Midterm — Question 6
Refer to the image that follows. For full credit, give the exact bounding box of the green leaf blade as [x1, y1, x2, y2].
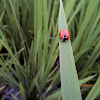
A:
[59, 0, 82, 100]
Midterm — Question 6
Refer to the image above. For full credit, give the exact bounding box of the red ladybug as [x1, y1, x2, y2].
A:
[59, 29, 70, 41]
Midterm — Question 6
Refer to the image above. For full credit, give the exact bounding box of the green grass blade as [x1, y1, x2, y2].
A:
[79, 74, 97, 85]
[19, 82, 26, 100]
[0, 86, 6, 91]
[0, 10, 5, 24]
[9, 0, 24, 43]
[72, 0, 99, 52]
[1, 89, 14, 100]
[65, 0, 76, 21]
[11, 94, 19, 100]
[86, 77, 100, 100]
[45, 74, 97, 100]
[68, 0, 85, 26]
[59, 0, 82, 100]
[45, 89, 61, 100]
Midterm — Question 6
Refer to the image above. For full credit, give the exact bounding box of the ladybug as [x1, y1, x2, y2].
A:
[59, 29, 70, 41]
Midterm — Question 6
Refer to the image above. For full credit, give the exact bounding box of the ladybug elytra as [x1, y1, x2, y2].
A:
[59, 29, 70, 41]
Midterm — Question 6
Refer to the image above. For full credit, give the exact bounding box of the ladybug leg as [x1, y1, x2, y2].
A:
[61, 38, 64, 41]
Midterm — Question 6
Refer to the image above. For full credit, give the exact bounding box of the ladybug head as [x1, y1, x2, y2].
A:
[61, 35, 68, 41]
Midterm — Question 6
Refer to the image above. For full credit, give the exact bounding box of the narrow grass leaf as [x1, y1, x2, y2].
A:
[19, 82, 26, 100]
[86, 77, 100, 100]
[79, 74, 97, 85]
[45, 89, 61, 100]
[59, 0, 82, 100]
[72, 0, 99, 52]
[11, 94, 19, 100]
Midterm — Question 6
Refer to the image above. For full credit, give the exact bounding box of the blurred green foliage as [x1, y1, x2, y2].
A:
[0, 0, 100, 99]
